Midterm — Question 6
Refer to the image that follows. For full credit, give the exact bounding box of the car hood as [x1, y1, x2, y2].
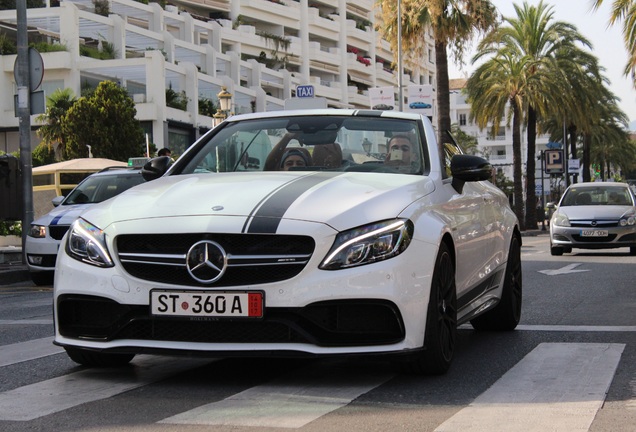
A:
[32, 203, 93, 227]
[557, 205, 636, 220]
[81, 172, 436, 232]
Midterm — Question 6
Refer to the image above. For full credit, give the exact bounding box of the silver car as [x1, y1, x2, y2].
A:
[550, 182, 636, 255]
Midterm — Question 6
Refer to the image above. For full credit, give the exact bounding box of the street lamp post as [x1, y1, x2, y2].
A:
[213, 86, 233, 127]
[218, 86, 233, 114]
[212, 109, 225, 128]
[540, 150, 546, 231]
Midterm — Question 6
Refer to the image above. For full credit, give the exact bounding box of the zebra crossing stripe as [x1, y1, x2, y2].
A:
[435, 343, 625, 432]
[0, 337, 63, 367]
[0, 355, 213, 421]
[160, 366, 394, 428]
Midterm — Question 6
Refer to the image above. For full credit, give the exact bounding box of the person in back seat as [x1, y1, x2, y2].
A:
[311, 143, 342, 169]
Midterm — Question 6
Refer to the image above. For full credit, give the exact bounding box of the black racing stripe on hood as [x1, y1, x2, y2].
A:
[243, 172, 343, 233]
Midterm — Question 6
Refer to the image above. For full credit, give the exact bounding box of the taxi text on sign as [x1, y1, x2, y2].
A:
[296, 85, 314, 98]
[544, 149, 564, 174]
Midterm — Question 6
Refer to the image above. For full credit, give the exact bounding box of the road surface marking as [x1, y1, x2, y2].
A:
[538, 263, 589, 275]
[0, 319, 53, 325]
[459, 324, 636, 332]
[0, 355, 213, 421]
[0, 337, 62, 367]
[160, 366, 393, 428]
[435, 342, 624, 432]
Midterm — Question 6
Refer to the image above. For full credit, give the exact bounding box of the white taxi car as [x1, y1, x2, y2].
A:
[26, 166, 146, 285]
[53, 110, 521, 374]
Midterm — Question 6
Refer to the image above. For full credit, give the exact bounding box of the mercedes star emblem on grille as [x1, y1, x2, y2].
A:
[186, 240, 228, 283]
[591, 221, 597, 226]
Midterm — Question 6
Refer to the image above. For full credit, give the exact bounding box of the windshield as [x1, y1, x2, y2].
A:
[179, 115, 427, 175]
[64, 171, 145, 205]
[560, 185, 635, 206]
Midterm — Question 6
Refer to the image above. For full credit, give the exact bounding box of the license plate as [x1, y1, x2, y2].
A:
[151, 290, 263, 318]
[580, 229, 608, 237]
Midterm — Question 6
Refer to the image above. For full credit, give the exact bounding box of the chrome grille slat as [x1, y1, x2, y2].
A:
[116, 233, 315, 287]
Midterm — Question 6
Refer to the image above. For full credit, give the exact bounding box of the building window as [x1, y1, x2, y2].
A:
[459, 114, 466, 126]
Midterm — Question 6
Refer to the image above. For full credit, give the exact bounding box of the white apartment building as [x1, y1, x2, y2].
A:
[0, 0, 435, 155]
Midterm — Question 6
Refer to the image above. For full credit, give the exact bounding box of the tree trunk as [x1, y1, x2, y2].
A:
[525, 106, 537, 229]
[435, 40, 452, 159]
[568, 124, 578, 183]
[582, 133, 591, 182]
[511, 100, 525, 231]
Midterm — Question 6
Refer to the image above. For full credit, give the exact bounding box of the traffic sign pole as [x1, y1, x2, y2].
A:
[16, 2, 34, 265]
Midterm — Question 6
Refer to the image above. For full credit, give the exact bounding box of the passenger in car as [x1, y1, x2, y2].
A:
[281, 148, 312, 170]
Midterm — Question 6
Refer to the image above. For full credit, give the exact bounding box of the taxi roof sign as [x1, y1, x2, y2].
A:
[128, 157, 150, 168]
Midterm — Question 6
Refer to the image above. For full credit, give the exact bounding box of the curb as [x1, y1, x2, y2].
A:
[0, 266, 30, 285]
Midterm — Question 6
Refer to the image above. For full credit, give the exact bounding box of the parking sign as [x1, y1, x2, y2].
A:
[544, 150, 564, 174]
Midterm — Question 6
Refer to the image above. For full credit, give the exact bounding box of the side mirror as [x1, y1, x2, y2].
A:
[141, 156, 172, 181]
[52, 196, 64, 207]
[450, 155, 493, 193]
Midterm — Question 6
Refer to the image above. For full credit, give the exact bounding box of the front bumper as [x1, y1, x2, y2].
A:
[53, 234, 437, 356]
[550, 225, 636, 249]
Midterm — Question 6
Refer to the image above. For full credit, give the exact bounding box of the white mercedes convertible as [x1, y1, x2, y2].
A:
[53, 109, 521, 374]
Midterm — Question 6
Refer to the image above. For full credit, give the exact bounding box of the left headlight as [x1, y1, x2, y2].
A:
[620, 214, 636, 226]
[66, 218, 114, 268]
[319, 219, 413, 270]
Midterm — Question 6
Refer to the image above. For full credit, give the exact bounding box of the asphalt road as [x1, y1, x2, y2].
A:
[1, 234, 635, 432]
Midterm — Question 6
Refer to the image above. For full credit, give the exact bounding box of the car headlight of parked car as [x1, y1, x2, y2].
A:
[619, 213, 636, 226]
[320, 219, 413, 270]
[28, 224, 47, 238]
[66, 218, 114, 268]
[552, 212, 571, 227]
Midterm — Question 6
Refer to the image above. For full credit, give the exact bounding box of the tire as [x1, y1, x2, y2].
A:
[630, 246, 636, 256]
[30, 271, 54, 286]
[65, 347, 135, 367]
[550, 245, 563, 256]
[471, 235, 522, 331]
[399, 242, 457, 375]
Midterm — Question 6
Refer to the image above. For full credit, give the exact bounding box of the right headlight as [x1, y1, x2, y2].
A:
[66, 218, 114, 268]
[552, 212, 570, 227]
[319, 219, 413, 270]
[28, 224, 47, 238]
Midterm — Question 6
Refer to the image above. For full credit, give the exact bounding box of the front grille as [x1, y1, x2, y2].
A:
[49, 225, 70, 240]
[570, 220, 618, 228]
[57, 295, 405, 347]
[116, 233, 315, 287]
[572, 234, 617, 242]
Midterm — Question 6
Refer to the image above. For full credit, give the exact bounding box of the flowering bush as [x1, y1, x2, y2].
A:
[357, 55, 371, 66]
[0, 220, 22, 237]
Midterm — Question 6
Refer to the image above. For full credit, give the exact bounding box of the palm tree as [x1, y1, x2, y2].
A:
[474, 1, 592, 228]
[592, 0, 636, 84]
[36, 88, 77, 160]
[466, 51, 537, 229]
[376, 0, 498, 157]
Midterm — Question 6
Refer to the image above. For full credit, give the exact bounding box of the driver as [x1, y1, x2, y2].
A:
[384, 135, 417, 168]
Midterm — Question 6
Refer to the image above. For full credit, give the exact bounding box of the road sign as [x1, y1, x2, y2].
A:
[296, 85, 314, 98]
[14, 47, 44, 91]
[568, 158, 580, 174]
[544, 149, 564, 174]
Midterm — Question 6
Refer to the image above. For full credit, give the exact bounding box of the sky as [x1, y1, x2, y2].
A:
[447, 0, 636, 128]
